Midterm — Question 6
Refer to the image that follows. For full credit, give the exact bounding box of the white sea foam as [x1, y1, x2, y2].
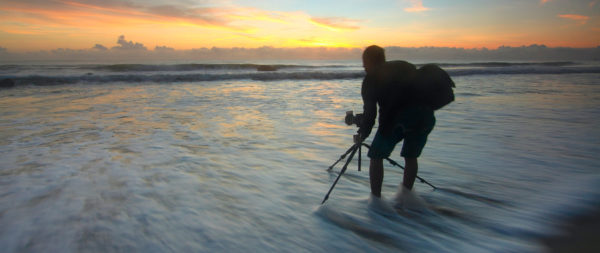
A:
[0, 65, 599, 252]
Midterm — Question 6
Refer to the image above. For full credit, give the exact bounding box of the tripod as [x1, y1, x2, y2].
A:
[321, 136, 437, 204]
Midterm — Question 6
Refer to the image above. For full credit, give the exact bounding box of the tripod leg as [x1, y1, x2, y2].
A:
[358, 143, 362, 172]
[361, 143, 438, 190]
[321, 144, 359, 204]
[327, 144, 358, 171]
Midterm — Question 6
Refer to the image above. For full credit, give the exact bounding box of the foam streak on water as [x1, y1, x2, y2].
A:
[0, 72, 599, 252]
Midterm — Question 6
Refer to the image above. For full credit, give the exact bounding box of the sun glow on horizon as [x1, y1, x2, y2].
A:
[0, 0, 598, 53]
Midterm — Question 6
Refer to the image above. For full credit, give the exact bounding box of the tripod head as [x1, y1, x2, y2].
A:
[353, 134, 362, 144]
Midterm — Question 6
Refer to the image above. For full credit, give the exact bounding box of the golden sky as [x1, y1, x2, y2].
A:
[0, 0, 598, 52]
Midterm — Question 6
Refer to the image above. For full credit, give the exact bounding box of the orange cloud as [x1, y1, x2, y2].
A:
[0, 0, 367, 50]
[540, 0, 551, 4]
[0, 0, 245, 31]
[292, 37, 355, 47]
[404, 0, 430, 12]
[227, 8, 289, 25]
[0, 0, 363, 41]
[558, 14, 590, 24]
[309, 17, 360, 31]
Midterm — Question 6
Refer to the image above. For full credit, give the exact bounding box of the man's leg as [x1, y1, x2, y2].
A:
[394, 156, 426, 211]
[368, 123, 403, 198]
[369, 159, 384, 197]
[402, 157, 418, 190]
[398, 106, 434, 191]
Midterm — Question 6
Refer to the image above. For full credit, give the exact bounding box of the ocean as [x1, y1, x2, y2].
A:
[0, 60, 599, 252]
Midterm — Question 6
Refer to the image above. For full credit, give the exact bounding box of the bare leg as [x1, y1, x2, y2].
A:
[402, 157, 418, 190]
[394, 157, 426, 211]
[369, 159, 384, 197]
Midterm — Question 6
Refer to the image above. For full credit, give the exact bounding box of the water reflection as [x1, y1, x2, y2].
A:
[1, 74, 598, 252]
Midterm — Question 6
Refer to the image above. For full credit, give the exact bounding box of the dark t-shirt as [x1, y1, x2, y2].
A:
[358, 60, 417, 139]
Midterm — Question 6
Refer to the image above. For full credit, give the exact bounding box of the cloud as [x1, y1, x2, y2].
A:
[182, 46, 361, 60]
[404, 0, 430, 12]
[112, 35, 147, 50]
[540, 0, 551, 4]
[0, 0, 365, 39]
[0, 0, 242, 30]
[558, 14, 590, 24]
[291, 37, 355, 47]
[143, 4, 232, 27]
[92, 44, 108, 51]
[384, 45, 600, 61]
[155, 45, 175, 52]
[309, 17, 361, 31]
[2, 40, 599, 63]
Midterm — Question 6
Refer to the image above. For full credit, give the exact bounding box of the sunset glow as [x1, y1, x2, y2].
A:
[0, 0, 598, 52]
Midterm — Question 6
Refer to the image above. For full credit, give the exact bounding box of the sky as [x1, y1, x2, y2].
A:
[0, 0, 598, 53]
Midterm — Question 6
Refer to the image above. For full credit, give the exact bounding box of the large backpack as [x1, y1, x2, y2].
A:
[376, 61, 455, 111]
[414, 64, 455, 110]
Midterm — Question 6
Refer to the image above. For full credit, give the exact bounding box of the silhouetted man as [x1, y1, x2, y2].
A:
[358, 45, 435, 210]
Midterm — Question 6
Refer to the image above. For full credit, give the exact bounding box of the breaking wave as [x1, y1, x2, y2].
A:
[85, 63, 347, 72]
[1, 61, 599, 86]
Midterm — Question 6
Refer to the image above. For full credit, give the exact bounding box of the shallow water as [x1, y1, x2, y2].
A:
[0, 73, 599, 252]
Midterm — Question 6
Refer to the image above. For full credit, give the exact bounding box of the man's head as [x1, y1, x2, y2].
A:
[362, 45, 385, 75]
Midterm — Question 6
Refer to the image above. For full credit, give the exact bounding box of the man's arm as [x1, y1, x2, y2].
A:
[358, 76, 377, 140]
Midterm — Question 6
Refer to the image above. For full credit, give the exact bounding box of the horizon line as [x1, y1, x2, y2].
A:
[2, 44, 600, 54]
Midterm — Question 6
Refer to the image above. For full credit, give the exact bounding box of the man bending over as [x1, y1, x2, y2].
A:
[357, 45, 435, 210]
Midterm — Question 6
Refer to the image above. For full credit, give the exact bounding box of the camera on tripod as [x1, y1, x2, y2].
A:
[345, 111, 363, 127]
